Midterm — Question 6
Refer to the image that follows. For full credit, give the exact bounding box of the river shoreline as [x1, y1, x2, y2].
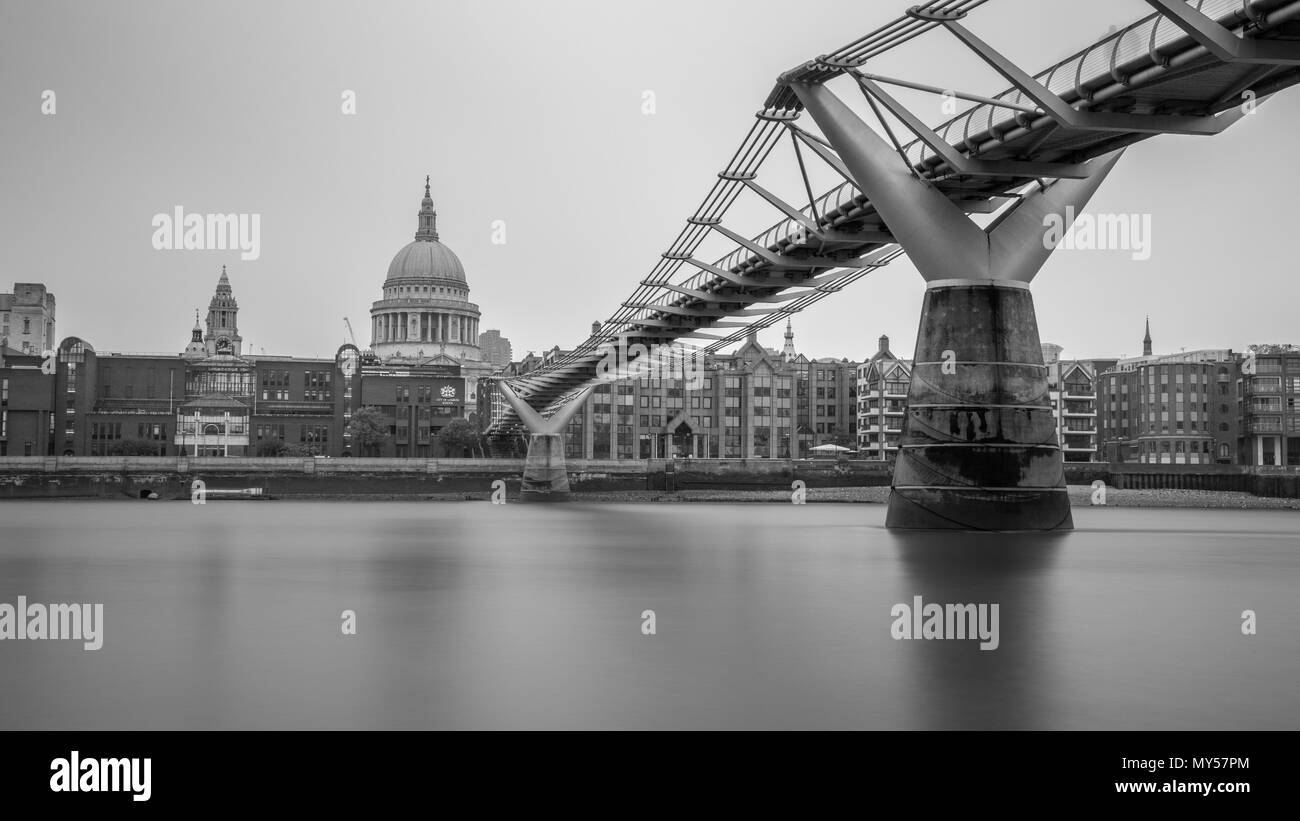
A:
[21, 484, 1290, 509]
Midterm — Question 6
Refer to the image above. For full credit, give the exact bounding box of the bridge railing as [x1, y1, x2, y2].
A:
[905, 0, 1262, 170]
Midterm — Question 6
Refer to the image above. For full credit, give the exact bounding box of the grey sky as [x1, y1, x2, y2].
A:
[2, 0, 1296, 364]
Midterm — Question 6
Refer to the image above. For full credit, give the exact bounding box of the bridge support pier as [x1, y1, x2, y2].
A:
[497, 382, 591, 503]
[791, 80, 1126, 531]
[520, 433, 573, 502]
[886, 280, 1070, 530]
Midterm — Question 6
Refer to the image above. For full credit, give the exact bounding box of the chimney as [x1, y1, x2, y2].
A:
[878, 334, 890, 354]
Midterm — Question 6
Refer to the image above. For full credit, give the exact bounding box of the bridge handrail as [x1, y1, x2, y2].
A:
[902, 0, 1260, 170]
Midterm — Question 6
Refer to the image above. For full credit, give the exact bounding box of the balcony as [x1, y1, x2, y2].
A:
[1247, 420, 1283, 434]
[172, 433, 249, 449]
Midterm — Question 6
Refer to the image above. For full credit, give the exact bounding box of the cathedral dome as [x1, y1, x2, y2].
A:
[386, 239, 465, 283]
[384, 176, 467, 285]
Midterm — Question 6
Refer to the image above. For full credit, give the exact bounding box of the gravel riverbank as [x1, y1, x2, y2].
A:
[305, 485, 1300, 509]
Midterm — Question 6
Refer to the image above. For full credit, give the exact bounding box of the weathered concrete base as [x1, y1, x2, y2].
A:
[520, 433, 572, 502]
[886, 280, 1073, 531]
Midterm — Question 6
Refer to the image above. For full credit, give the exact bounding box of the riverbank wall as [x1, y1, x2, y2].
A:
[0, 457, 1296, 500]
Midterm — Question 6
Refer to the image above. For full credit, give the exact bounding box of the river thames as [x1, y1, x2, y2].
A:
[0, 500, 1295, 730]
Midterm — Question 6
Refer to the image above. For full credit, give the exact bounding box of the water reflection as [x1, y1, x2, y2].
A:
[0, 501, 1295, 729]
[891, 530, 1065, 729]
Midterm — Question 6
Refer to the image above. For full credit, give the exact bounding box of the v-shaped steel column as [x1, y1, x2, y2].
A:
[498, 382, 592, 501]
[792, 81, 1125, 531]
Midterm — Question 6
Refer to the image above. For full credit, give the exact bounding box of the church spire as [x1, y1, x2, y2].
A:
[203, 266, 241, 356]
[1143, 316, 1152, 356]
[415, 175, 439, 241]
[782, 319, 797, 361]
[183, 308, 207, 360]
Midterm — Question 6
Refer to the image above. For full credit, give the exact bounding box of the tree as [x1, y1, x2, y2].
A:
[108, 439, 163, 456]
[286, 441, 322, 457]
[1248, 343, 1300, 355]
[256, 439, 289, 457]
[345, 406, 391, 456]
[436, 418, 481, 458]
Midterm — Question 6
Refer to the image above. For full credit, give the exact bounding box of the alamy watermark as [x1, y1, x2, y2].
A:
[1043, 205, 1151, 261]
[151, 206, 261, 260]
[0, 595, 103, 650]
[595, 339, 706, 390]
[891, 595, 999, 651]
[50, 751, 150, 802]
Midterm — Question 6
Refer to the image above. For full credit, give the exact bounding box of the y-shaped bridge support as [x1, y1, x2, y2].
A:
[497, 382, 592, 502]
[791, 82, 1125, 531]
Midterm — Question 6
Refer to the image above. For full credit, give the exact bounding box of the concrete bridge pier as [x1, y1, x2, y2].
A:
[496, 382, 591, 502]
[887, 279, 1069, 530]
[792, 80, 1127, 531]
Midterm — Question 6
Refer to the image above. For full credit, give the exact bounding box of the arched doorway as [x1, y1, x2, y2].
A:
[671, 422, 693, 458]
[662, 417, 694, 459]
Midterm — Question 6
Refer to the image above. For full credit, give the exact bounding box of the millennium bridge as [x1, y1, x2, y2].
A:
[483, 0, 1300, 529]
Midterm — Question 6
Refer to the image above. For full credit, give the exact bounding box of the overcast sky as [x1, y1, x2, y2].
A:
[2, 0, 1296, 364]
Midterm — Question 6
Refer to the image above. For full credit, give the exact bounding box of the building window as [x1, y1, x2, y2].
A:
[304, 370, 332, 402]
[257, 424, 286, 441]
[260, 370, 290, 401]
[301, 425, 329, 444]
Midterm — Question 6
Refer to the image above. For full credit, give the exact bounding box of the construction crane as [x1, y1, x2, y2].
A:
[343, 317, 358, 348]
